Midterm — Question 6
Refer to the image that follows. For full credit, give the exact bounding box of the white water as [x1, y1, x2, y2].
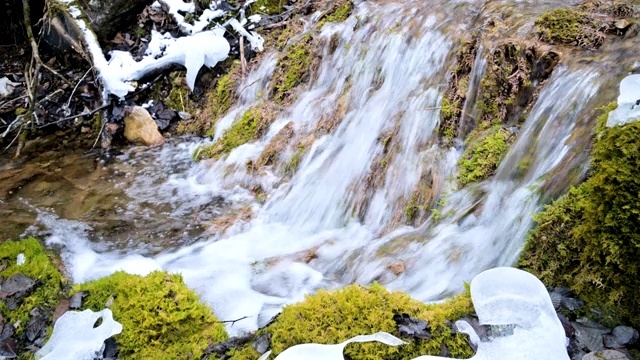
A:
[25, 0, 602, 338]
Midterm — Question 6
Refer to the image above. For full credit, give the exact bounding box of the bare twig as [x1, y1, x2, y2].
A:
[216, 316, 249, 326]
[92, 122, 104, 149]
[36, 103, 110, 128]
[67, 66, 94, 107]
[3, 125, 22, 150]
[239, 36, 247, 79]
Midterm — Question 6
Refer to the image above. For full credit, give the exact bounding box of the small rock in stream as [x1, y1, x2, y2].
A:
[123, 106, 165, 146]
[393, 313, 431, 340]
[70, 291, 89, 309]
[252, 333, 271, 354]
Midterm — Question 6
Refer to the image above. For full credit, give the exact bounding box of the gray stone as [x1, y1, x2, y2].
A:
[582, 350, 629, 360]
[612, 326, 639, 346]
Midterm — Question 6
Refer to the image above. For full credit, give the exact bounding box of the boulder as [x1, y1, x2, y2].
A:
[124, 106, 165, 146]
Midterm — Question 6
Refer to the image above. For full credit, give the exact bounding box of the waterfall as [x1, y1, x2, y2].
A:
[27, 0, 607, 336]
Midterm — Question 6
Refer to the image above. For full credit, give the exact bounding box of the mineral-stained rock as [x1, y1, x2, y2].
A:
[124, 106, 165, 146]
[582, 349, 630, 360]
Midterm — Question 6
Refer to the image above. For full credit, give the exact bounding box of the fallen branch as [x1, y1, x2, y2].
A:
[216, 315, 249, 326]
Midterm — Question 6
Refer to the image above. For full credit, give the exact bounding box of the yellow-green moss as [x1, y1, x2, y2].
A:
[0, 238, 66, 340]
[230, 284, 474, 360]
[195, 106, 265, 161]
[318, 1, 354, 27]
[284, 143, 308, 175]
[72, 271, 228, 359]
[272, 34, 316, 103]
[177, 64, 240, 136]
[166, 75, 193, 114]
[457, 126, 513, 187]
[519, 103, 640, 328]
[249, 0, 285, 15]
[536, 9, 605, 49]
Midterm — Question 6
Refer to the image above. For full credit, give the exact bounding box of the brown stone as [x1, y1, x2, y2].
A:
[124, 106, 165, 146]
[53, 299, 70, 324]
[386, 260, 405, 276]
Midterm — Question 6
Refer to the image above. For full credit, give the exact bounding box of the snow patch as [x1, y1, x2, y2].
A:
[36, 309, 122, 360]
[607, 74, 640, 127]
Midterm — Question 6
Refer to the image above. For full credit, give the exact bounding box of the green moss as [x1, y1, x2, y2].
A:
[177, 64, 240, 136]
[457, 126, 512, 187]
[519, 103, 640, 328]
[72, 271, 228, 359]
[166, 76, 191, 114]
[230, 284, 474, 359]
[272, 34, 316, 103]
[0, 238, 66, 341]
[284, 143, 308, 175]
[250, 0, 285, 15]
[536, 9, 605, 49]
[194, 106, 263, 161]
[318, 1, 354, 27]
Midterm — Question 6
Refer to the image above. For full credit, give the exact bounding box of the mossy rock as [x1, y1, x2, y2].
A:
[72, 271, 228, 359]
[271, 34, 319, 103]
[318, 1, 354, 28]
[177, 63, 241, 136]
[229, 284, 475, 359]
[0, 238, 66, 342]
[519, 103, 640, 328]
[457, 126, 513, 187]
[248, 0, 286, 15]
[194, 103, 276, 161]
[536, 8, 607, 49]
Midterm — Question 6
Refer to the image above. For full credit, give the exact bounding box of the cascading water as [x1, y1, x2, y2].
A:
[18, 0, 609, 337]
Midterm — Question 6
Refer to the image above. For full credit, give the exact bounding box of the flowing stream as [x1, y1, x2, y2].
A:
[1, 0, 623, 337]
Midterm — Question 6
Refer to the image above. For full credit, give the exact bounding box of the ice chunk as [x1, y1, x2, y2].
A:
[468, 267, 569, 359]
[36, 309, 123, 360]
[607, 74, 640, 127]
[264, 332, 406, 359]
[16, 253, 25, 265]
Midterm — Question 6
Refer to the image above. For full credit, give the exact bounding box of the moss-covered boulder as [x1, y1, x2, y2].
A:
[229, 284, 475, 359]
[519, 103, 640, 328]
[72, 271, 228, 359]
[457, 126, 514, 187]
[194, 103, 277, 161]
[0, 238, 66, 342]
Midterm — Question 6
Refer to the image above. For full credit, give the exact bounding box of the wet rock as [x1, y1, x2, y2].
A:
[549, 287, 584, 311]
[252, 332, 271, 354]
[0, 324, 17, 358]
[558, 313, 575, 337]
[386, 260, 405, 276]
[70, 291, 89, 309]
[53, 299, 71, 324]
[102, 337, 119, 359]
[605, 326, 639, 348]
[204, 333, 256, 357]
[393, 313, 431, 340]
[582, 349, 630, 360]
[26, 309, 48, 345]
[123, 106, 165, 146]
[573, 318, 610, 352]
[0, 273, 36, 297]
[614, 19, 630, 30]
